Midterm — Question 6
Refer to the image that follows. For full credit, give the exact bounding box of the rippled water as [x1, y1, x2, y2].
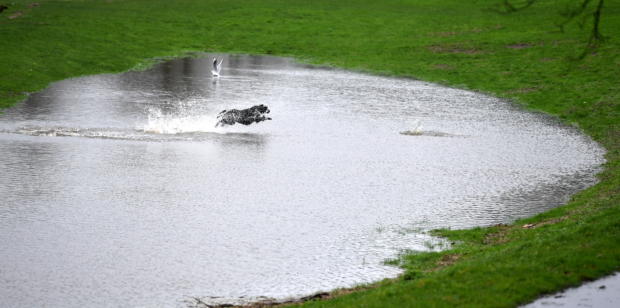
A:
[523, 273, 620, 308]
[0, 55, 605, 307]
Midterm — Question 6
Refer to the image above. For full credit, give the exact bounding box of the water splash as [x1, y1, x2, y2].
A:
[410, 119, 423, 134]
[400, 119, 424, 136]
[2, 99, 238, 141]
[141, 100, 220, 134]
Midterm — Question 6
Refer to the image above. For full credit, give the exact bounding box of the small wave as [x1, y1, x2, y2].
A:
[7, 125, 143, 140]
[399, 130, 466, 137]
[9, 126, 86, 137]
[4, 125, 191, 141]
[3, 123, 257, 142]
[141, 107, 220, 134]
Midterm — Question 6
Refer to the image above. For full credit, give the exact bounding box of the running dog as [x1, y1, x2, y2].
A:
[215, 104, 271, 127]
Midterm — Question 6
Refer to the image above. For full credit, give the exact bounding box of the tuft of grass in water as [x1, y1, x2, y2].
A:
[1, 0, 619, 307]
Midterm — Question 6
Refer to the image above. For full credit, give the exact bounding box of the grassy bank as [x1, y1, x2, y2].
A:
[1, 0, 619, 307]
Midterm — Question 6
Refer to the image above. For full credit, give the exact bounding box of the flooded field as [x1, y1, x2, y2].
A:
[0, 55, 605, 307]
[523, 272, 620, 308]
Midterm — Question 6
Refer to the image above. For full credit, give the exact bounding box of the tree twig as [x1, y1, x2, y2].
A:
[490, 0, 606, 59]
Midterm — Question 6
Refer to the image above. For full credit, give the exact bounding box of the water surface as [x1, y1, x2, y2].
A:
[523, 273, 620, 308]
[0, 55, 605, 307]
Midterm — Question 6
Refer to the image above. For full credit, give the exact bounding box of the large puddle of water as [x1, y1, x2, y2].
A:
[0, 55, 605, 307]
[523, 272, 620, 308]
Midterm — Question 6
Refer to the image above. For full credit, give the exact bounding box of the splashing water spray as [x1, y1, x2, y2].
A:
[141, 99, 219, 134]
[410, 119, 423, 134]
[399, 118, 423, 136]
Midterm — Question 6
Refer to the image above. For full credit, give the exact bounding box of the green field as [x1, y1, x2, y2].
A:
[1, 0, 619, 307]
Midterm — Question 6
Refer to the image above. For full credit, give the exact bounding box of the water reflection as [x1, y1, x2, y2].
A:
[0, 54, 606, 308]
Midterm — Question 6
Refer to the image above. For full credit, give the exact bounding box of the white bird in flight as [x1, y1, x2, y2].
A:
[212, 58, 223, 77]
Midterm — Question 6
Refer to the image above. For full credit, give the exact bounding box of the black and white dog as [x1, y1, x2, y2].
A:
[215, 104, 272, 127]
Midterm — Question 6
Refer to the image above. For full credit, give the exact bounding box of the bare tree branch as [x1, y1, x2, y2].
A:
[492, 0, 606, 58]
[488, 0, 537, 14]
[556, 0, 594, 33]
[592, 0, 605, 42]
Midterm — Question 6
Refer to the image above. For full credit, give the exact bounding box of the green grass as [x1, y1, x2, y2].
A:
[1, 0, 619, 307]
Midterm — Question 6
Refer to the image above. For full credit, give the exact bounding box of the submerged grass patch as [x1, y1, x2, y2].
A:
[1, 0, 619, 306]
